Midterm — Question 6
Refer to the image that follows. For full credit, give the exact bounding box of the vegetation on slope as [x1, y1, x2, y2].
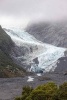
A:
[15, 82, 67, 100]
[0, 25, 26, 78]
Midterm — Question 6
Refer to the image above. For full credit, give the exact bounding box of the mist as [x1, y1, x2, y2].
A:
[0, 0, 67, 28]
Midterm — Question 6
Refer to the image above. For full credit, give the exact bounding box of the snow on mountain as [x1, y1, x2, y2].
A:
[4, 27, 66, 73]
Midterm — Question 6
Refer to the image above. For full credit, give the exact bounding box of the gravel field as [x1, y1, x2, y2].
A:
[0, 73, 67, 100]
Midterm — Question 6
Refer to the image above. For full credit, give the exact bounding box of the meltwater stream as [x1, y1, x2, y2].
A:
[4, 27, 66, 73]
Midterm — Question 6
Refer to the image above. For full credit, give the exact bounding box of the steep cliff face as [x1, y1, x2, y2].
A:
[0, 25, 14, 54]
[26, 22, 67, 48]
[0, 26, 26, 78]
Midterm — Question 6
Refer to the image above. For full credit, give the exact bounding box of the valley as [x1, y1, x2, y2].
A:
[4, 27, 66, 73]
[0, 25, 67, 100]
[0, 72, 67, 100]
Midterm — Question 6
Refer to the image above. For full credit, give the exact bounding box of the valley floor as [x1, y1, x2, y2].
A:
[0, 73, 67, 100]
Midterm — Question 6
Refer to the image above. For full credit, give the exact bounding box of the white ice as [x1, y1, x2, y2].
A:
[27, 76, 34, 82]
[4, 28, 42, 46]
[37, 73, 42, 76]
[4, 27, 66, 72]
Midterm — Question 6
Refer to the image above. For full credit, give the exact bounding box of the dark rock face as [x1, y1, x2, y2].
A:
[55, 57, 67, 73]
[0, 26, 26, 78]
[11, 46, 29, 57]
[26, 22, 67, 48]
[0, 26, 14, 54]
[33, 57, 39, 64]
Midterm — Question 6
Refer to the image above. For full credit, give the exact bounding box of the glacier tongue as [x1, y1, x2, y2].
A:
[4, 27, 66, 73]
[38, 44, 65, 72]
[30, 44, 65, 72]
[4, 28, 42, 46]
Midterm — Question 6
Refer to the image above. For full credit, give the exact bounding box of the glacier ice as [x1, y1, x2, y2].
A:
[4, 28, 42, 46]
[4, 27, 66, 73]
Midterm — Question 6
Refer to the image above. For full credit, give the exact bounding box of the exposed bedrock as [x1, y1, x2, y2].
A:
[26, 21, 67, 48]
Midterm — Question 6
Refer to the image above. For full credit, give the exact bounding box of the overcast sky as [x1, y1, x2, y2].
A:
[0, 0, 67, 28]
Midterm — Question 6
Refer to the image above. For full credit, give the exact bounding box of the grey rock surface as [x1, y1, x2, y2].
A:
[26, 21, 67, 48]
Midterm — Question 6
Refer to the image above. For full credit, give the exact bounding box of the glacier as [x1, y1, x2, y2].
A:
[3, 27, 66, 73]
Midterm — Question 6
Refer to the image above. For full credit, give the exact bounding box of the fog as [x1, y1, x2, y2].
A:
[0, 0, 67, 28]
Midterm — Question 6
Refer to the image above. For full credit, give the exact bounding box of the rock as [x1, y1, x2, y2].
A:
[26, 21, 67, 48]
[64, 71, 67, 75]
[33, 57, 39, 64]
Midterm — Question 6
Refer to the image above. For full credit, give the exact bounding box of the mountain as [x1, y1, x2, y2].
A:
[55, 57, 67, 73]
[26, 21, 67, 48]
[26, 22, 67, 73]
[0, 26, 26, 78]
[0, 25, 66, 76]
[3, 27, 66, 74]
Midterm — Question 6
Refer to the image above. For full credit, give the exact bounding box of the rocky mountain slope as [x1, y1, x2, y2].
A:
[26, 22, 67, 73]
[0, 26, 26, 78]
[0, 25, 66, 77]
[4, 27, 66, 74]
[26, 21, 67, 48]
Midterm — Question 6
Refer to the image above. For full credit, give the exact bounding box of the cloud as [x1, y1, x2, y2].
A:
[0, 0, 67, 27]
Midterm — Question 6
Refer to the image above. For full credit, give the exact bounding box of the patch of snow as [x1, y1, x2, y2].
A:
[37, 73, 42, 76]
[27, 76, 34, 82]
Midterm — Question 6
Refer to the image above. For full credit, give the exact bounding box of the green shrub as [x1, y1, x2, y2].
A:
[15, 82, 67, 100]
[22, 86, 33, 95]
[58, 82, 67, 100]
[15, 97, 21, 100]
[26, 90, 46, 100]
[27, 82, 58, 100]
[21, 86, 33, 100]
